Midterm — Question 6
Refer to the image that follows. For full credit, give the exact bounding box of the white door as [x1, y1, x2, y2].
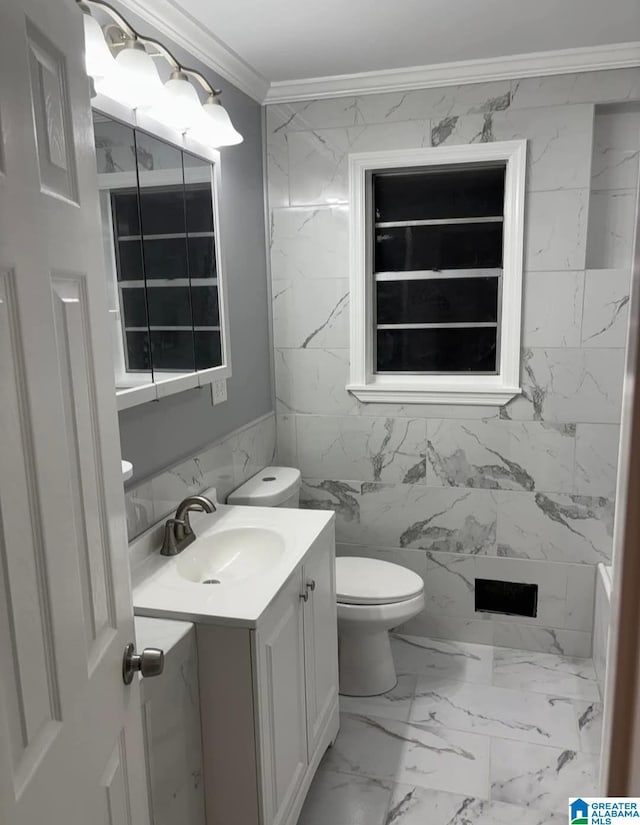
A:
[302, 536, 339, 761]
[0, 1, 150, 823]
[256, 570, 308, 825]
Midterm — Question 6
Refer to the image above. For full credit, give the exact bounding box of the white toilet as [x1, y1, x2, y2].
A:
[335, 556, 424, 696]
[228, 466, 426, 697]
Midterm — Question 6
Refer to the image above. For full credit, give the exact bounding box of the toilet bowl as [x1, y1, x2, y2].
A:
[336, 556, 425, 696]
[227, 468, 425, 697]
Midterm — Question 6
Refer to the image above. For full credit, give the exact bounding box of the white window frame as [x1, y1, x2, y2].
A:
[347, 140, 527, 406]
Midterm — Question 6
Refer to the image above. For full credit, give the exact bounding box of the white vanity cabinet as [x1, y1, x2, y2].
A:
[301, 537, 339, 761]
[195, 525, 339, 825]
[255, 568, 312, 825]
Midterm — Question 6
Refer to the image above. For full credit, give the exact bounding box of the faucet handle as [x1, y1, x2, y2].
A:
[160, 518, 187, 556]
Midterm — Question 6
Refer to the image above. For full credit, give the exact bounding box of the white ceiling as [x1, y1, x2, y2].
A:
[171, 0, 640, 83]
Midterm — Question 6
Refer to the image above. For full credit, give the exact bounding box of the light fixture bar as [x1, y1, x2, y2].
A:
[78, 0, 222, 98]
[78, 0, 243, 146]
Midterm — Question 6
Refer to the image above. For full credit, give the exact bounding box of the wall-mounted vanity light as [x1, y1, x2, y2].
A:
[78, 0, 243, 147]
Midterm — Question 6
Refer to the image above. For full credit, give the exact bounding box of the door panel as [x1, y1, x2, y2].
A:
[101, 731, 134, 825]
[303, 535, 339, 760]
[51, 276, 117, 664]
[26, 19, 79, 203]
[256, 571, 307, 825]
[0, 1, 149, 822]
[0, 268, 62, 790]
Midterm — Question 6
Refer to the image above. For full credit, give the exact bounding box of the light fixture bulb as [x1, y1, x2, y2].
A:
[97, 39, 164, 109]
[81, 8, 116, 80]
[192, 95, 243, 148]
[149, 71, 203, 132]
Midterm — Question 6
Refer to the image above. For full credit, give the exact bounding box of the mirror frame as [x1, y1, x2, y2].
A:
[92, 92, 232, 410]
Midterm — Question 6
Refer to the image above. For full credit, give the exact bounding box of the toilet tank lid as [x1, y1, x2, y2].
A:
[336, 557, 424, 605]
[227, 466, 301, 507]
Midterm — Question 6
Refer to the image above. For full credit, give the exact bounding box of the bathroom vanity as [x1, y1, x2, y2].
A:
[133, 504, 339, 825]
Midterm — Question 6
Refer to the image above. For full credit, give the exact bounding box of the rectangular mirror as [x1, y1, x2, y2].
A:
[93, 110, 229, 408]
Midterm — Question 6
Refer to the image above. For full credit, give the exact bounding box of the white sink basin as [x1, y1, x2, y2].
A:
[176, 527, 285, 585]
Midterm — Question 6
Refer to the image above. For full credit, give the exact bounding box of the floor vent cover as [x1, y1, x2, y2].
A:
[475, 578, 538, 618]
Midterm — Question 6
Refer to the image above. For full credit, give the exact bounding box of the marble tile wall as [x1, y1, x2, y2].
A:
[266, 69, 640, 656]
[125, 412, 276, 542]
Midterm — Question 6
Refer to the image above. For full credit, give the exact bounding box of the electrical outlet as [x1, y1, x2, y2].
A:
[211, 378, 227, 405]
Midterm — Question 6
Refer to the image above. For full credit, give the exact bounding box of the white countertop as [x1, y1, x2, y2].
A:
[133, 504, 334, 628]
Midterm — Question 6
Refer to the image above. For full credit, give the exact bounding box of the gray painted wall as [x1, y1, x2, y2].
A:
[105, 3, 273, 484]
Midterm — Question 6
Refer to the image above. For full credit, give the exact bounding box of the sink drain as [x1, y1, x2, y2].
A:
[202, 578, 221, 585]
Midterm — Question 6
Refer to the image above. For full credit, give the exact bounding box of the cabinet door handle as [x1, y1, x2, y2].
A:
[299, 590, 309, 602]
[306, 579, 316, 592]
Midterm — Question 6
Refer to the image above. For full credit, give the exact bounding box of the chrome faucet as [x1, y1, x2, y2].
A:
[160, 495, 216, 556]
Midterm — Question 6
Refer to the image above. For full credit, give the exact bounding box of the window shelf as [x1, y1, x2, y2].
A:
[374, 269, 502, 281]
[118, 278, 218, 287]
[124, 325, 221, 332]
[376, 322, 498, 329]
[118, 231, 214, 241]
[375, 216, 503, 228]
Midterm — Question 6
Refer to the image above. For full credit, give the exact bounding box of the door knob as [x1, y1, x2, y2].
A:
[306, 579, 316, 591]
[122, 642, 165, 685]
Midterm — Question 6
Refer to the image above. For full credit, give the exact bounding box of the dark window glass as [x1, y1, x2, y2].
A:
[116, 240, 144, 281]
[138, 188, 186, 235]
[192, 286, 220, 327]
[146, 287, 191, 327]
[126, 331, 151, 371]
[375, 223, 503, 272]
[187, 236, 217, 278]
[377, 277, 499, 324]
[185, 186, 214, 232]
[112, 191, 140, 236]
[142, 238, 189, 279]
[374, 166, 505, 222]
[150, 330, 195, 371]
[121, 287, 148, 328]
[377, 327, 497, 373]
[194, 331, 222, 370]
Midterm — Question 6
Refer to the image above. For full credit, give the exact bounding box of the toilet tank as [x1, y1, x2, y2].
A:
[227, 466, 301, 508]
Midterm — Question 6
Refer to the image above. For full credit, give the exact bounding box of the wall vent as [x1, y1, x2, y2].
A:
[475, 578, 538, 618]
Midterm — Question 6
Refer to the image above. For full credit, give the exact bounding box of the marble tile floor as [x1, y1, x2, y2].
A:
[297, 635, 602, 825]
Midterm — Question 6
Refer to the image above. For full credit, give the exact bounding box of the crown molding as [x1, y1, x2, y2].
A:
[264, 41, 640, 103]
[107, 8, 640, 107]
[116, 0, 269, 102]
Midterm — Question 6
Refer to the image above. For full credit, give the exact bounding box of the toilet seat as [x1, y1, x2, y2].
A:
[337, 592, 425, 625]
[336, 557, 424, 605]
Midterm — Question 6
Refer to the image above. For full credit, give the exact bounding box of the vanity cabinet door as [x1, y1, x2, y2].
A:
[255, 569, 308, 825]
[302, 534, 339, 761]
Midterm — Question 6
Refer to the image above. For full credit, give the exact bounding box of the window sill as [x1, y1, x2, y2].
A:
[346, 382, 521, 406]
